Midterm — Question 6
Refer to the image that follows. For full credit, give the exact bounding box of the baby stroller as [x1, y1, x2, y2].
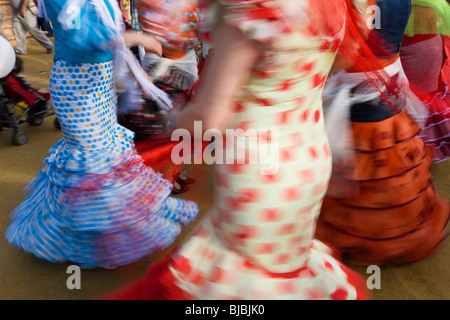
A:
[0, 80, 60, 146]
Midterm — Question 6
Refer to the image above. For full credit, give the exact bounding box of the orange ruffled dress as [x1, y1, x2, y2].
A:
[316, 0, 449, 266]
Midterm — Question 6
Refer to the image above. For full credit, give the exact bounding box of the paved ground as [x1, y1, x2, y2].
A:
[0, 40, 449, 300]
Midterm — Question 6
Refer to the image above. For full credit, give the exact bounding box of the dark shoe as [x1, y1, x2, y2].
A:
[46, 48, 53, 54]
[172, 183, 190, 195]
[176, 177, 196, 185]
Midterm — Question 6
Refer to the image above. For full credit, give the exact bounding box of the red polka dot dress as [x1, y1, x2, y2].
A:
[102, 0, 370, 300]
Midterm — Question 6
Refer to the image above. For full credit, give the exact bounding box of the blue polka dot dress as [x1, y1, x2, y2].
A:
[5, 60, 199, 269]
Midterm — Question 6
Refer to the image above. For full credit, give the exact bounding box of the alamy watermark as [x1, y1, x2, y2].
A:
[171, 121, 280, 176]
[65, 264, 381, 292]
[367, 265, 381, 289]
[63, 4, 382, 31]
[64, 4, 81, 30]
[66, 265, 81, 290]
[367, 5, 381, 30]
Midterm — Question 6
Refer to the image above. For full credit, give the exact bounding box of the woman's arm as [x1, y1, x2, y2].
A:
[171, 14, 263, 134]
[121, 31, 163, 56]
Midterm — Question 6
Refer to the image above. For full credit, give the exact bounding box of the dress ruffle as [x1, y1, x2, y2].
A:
[100, 219, 371, 300]
[5, 149, 199, 268]
[135, 0, 200, 59]
[418, 92, 450, 162]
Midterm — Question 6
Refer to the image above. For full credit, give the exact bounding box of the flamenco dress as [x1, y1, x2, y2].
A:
[400, 0, 450, 162]
[101, 0, 372, 300]
[119, 0, 202, 183]
[315, 0, 449, 266]
[4, 0, 199, 269]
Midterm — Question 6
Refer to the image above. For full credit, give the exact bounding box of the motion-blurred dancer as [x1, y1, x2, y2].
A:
[5, 0, 198, 269]
[101, 0, 378, 300]
[9, 0, 53, 54]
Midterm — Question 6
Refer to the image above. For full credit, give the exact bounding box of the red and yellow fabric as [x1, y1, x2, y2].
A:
[100, 0, 373, 300]
[136, 0, 200, 59]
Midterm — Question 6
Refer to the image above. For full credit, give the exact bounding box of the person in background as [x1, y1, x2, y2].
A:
[35, 0, 53, 37]
[129, 0, 140, 32]
[9, 0, 53, 55]
[316, 0, 449, 266]
[119, 0, 201, 194]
